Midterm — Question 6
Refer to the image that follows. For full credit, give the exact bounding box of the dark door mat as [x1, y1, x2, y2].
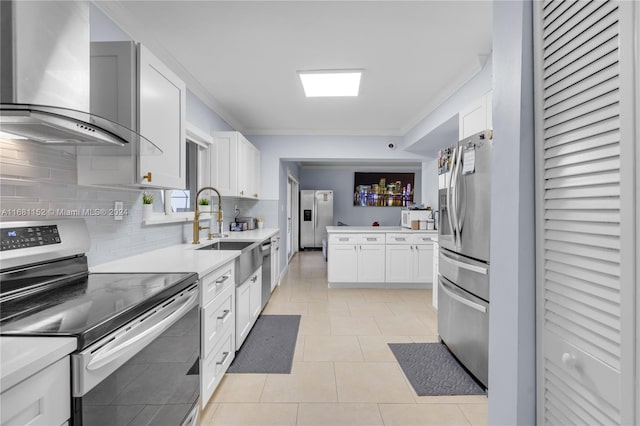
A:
[227, 315, 301, 374]
[388, 342, 486, 396]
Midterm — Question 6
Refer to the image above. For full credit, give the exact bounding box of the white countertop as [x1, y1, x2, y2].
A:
[1, 337, 77, 391]
[326, 226, 438, 234]
[91, 228, 279, 276]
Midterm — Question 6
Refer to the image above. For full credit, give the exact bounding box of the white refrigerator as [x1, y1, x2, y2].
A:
[300, 190, 333, 249]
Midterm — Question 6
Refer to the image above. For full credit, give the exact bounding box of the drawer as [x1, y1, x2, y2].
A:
[411, 234, 434, 245]
[202, 284, 234, 358]
[201, 261, 235, 307]
[328, 234, 357, 245]
[386, 233, 412, 244]
[1, 357, 69, 426]
[201, 328, 234, 408]
[357, 234, 385, 244]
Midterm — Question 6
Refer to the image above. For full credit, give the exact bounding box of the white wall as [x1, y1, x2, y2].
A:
[488, 1, 535, 425]
[299, 166, 423, 227]
[248, 135, 428, 200]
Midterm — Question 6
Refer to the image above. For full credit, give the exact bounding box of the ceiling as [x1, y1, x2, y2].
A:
[96, 1, 492, 137]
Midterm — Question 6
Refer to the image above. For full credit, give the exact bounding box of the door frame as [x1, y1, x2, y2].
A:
[287, 172, 299, 262]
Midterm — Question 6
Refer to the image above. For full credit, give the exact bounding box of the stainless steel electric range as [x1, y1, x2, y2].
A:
[0, 219, 200, 426]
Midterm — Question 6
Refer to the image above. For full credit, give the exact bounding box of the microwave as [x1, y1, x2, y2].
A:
[401, 209, 431, 228]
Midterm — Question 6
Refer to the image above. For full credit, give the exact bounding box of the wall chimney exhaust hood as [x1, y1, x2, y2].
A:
[0, 104, 160, 151]
[0, 1, 159, 153]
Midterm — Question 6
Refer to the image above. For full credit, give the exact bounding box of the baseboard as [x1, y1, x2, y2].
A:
[328, 282, 432, 289]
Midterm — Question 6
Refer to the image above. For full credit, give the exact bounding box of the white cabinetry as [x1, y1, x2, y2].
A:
[0, 357, 70, 426]
[385, 234, 434, 284]
[235, 266, 262, 349]
[458, 91, 493, 139]
[78, 42, 186, 189]
[200, 261, 235, 408]
[271, 236, 280, 291]
[327, 234, 385, 284]
[210, 131, 261, 199]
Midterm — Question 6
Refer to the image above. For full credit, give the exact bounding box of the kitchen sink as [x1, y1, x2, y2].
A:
[198, 240, 261, 285]
[198, 241, 256, 251]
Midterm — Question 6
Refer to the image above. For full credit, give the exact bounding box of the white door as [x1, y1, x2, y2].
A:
[534, 1, 637, 424]
[328, 245, 357, 283]
[413, 244, 434, 283]
[385, 245, 413, 282]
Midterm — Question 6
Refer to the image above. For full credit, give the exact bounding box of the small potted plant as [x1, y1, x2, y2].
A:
[198, 198, 210, 213]
[256, 216, 264, 229]
[142, 192, 153, 220]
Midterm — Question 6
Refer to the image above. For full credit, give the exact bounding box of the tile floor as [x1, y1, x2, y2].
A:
[202, 251, 488, 426]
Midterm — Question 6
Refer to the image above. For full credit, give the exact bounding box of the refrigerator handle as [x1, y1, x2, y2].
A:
[456, 146, 467, 235]
[450, 147, 461, 244]
[446, 147, 457, 245]
[440, 250, 488, 275]
[440, 278, 487, 313]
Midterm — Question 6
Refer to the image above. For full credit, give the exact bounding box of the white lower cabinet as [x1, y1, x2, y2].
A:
[327, 234, 385, 283]
[200, 261, 235, 409]
[235, 266, 262, 350]
[385, 233, 433, 285]
[0, 357, 70, 426]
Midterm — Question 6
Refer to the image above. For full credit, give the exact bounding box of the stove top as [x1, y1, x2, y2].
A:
[0, 271, 198, 349]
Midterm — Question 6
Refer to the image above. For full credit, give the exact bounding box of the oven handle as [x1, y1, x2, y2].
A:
[440, 278, 487, 313]
[86, 288, 199, 371]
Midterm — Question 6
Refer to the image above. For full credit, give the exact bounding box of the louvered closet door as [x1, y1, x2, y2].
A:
[534, 1, 636, 425]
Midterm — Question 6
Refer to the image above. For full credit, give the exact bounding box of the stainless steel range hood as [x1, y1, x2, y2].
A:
[0, 1, 158, 151]
[0, 104, 159, 149]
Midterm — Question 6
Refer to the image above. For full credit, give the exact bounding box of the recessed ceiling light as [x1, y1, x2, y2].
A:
[298, 70, 362, 97]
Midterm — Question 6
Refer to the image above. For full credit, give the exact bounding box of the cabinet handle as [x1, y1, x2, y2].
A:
[251, 275, 258, 283]
[254, 193, 258, 198]
[240, 190, 244, 195]
[410, 245, 414, 251]
[217, 309, 231, 321]
[366, 237, 377, 241]
[396, 237, 406, 241]
[415, 246, 419, 251]
[215, 275, 230, 285]
[142, 171, 152, 182]
[339, 237, 349, 241]
[216, 351, 230, 366]
[360, 245, 362, 251]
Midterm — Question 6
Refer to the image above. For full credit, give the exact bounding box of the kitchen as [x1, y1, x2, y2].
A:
[1, 1, 639, 426]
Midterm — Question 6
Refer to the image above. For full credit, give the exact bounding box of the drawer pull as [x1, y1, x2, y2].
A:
[217, 309, 231, 321]
[396, 237, 406, 241]
[216, 351, 230, 366]
[215, 275, 230, 285]
[339, 237, 349, 241]
[366, 237, 377, 241]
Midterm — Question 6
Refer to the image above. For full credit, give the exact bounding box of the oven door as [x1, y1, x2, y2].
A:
[71, 284, 200, 426]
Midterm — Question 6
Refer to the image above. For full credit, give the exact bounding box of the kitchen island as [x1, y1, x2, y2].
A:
[326, 226, 437, 289]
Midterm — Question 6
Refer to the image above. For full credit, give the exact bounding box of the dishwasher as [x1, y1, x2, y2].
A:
[261, 239, 272, 309]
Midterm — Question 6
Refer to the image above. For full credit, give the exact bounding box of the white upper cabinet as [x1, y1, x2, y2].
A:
[459, 91, 493, 139]
[210, 131, 260, 199]
[78, 42, 186, 189]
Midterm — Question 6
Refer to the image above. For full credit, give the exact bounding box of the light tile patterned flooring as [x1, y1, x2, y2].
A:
[202, 251, 487, 426]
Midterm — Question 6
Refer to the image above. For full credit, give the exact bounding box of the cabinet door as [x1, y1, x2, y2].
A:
[385, 245, 413, 282]
[236, 136, 250, 197]
[328, 244, 358, 282]
[249, 268, 262, 319]
[271, 244, 279, 291]
[235, 280, 251, 350]
[357, 245, 385, 283]
[138, 44, 186, 189]
[250, 145, 261, 199]
[210, 132, 238, 196]
[413, 244, 434, 283]
[459, 92, 491, 139]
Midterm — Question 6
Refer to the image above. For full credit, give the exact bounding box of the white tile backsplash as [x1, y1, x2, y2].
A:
[0, 140, 184, 266]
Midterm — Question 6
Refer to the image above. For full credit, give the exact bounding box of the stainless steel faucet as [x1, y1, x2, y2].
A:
[193, 186, 227, 244]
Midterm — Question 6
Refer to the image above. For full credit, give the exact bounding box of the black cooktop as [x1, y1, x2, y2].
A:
[0, 271, 198, 349]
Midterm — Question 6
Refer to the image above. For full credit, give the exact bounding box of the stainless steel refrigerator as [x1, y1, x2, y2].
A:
[300, 190, 333, 249]
[437, 130, 492, 387]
